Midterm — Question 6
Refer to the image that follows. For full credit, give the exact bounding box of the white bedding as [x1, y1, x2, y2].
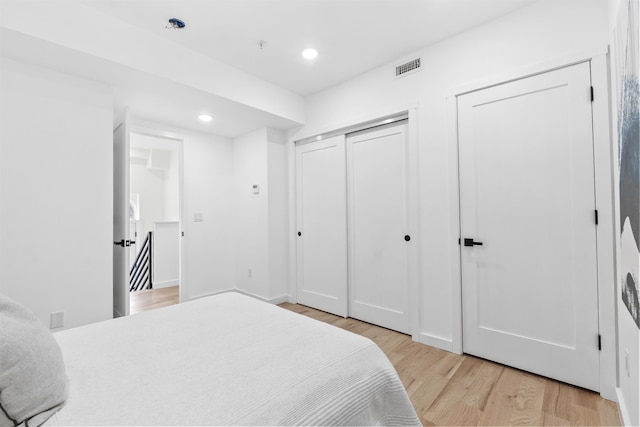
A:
[47, 292, 419, 426]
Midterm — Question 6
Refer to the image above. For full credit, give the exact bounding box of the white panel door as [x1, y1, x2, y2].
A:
[113, 108, 131, 318]
[347, 123, 410, 334]
[458, 62, 599, 391]
[296, 135, 348, 317]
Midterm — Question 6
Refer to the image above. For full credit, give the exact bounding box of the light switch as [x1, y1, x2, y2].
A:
[193, 213, 204, 222]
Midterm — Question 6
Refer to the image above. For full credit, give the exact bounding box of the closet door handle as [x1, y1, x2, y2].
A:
[464, 238, 483, 247]
[297, 231, 302, 237]
[404, 235, 411, 242]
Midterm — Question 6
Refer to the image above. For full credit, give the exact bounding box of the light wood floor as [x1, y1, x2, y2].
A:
[279, 302, 621, 427]
[131, 290, 620, 426]
[129, 286, 179, 314]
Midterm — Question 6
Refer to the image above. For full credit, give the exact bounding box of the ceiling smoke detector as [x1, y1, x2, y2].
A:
[166, 18, 186, 29]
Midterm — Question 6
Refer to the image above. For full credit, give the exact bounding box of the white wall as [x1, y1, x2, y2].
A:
[165, 148, 179, 220]
[0, 57, 113, 330]
[180, 128, 236, 300]
[135, 120, 236, 301]
[130, 138, 180, 234]
[153, 221, 179, 288]
[233, 128, 270, 297]
[130, 155, 165, 237]
[233, 127, 289, 302]
[267, 128, 289, 299]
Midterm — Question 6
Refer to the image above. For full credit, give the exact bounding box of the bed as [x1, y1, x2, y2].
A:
[43, 292, 419, 426]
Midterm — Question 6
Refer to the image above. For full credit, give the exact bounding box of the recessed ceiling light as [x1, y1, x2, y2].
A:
[198, 114, 213, 122]
[302, 48, 318, 59]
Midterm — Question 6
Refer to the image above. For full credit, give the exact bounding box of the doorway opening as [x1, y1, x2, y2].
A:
[128, 132, 181, 314]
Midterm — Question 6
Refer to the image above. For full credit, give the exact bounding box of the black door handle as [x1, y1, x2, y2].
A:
[464, 238, 483, 247]
[114, 240, 125, 247]
[404, 235, 411, 241]
[114, 239, 133, 247]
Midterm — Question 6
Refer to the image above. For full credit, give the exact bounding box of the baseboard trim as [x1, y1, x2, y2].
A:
[153, 280, 179, 289]
[412, 332, 454, 353]
[233, 289, 290, 305]
[189, 289, 290, 305]
[616, 387, 633, 427]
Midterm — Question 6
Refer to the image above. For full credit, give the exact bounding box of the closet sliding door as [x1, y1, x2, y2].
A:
[346, 122, 411, 334]
[295, 135, 348, 317]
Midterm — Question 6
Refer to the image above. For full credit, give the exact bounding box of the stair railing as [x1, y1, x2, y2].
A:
[130, 231, 152, 292]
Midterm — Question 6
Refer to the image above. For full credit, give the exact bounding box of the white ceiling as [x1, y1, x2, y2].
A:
[0, 27, 300, 137]
[1, 0, 540, 137]
[84, 0, 539, 96]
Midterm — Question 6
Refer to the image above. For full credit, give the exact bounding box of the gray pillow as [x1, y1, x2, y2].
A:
[0, 294, 68, 427]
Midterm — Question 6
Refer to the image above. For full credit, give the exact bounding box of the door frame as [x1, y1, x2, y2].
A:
[288, 104, 421, 336]
[447, 50, 616, 400]
[129, 124, 186, 305]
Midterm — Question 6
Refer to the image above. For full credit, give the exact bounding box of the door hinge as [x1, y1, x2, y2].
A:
[598, 334, 602, 351]
[595, 209, 599, 225]
[590, 86, 594, 102]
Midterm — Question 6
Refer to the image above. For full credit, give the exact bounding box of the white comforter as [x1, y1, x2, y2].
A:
[48, 292, 419, 426]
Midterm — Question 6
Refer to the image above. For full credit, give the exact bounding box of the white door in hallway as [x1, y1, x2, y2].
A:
[458, 62, 600, 391]
[295, 135, 348, 317]
[346, 122, 411, 334]
[113, 108, 131, 318]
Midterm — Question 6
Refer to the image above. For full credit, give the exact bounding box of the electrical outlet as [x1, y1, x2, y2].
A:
[50, 312, 64, 329]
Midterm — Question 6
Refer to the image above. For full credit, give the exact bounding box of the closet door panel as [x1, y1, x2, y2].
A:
[347, 123, 410, 333]
[295, 135, 348, 317]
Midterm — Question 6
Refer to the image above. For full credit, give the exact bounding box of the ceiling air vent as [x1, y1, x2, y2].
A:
[395, 58, 422, 78]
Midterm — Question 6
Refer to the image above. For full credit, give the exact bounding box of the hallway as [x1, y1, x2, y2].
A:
[130, 286, 178, 314]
